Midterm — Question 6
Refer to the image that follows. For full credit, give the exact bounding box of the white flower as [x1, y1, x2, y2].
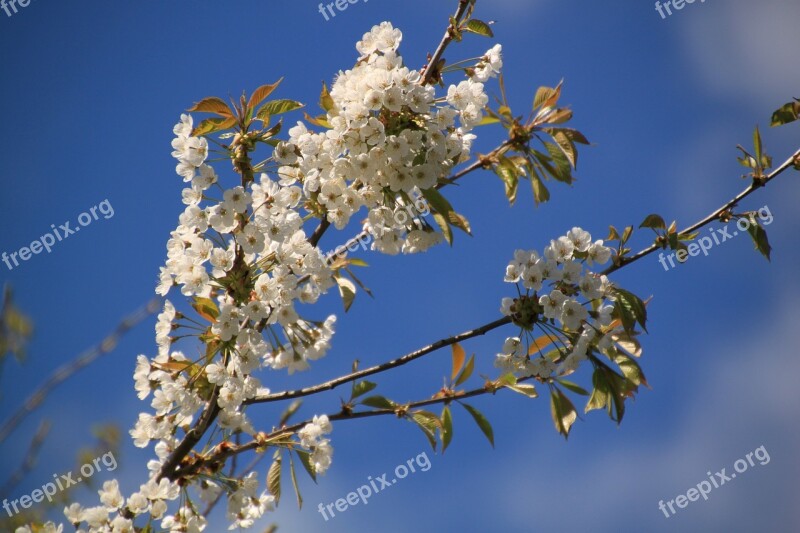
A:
[560, 299, 589, 331]
[566, 227, 592, 252]
[587, 240, 612, 266]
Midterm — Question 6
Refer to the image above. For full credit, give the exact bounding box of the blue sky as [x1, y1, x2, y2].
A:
[1, 0, 799, 531]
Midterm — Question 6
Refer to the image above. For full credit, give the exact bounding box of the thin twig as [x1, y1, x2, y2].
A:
[0, 420, 51, 499]
[176, 375, 525, 479]
[603, 148, 800, 275]
[0, 298, 162, 444]
[246, 317, 510, 405]
[421, 0, 473, 85]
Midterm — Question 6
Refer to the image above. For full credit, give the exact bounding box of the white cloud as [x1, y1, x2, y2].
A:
[682, 1, 800, 107]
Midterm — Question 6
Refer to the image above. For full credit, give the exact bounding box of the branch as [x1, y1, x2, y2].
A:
[175, 144, 800, 482]
[0, 298, 162, 444]
[247, 317, 510, 405]
[176, 374, 520, 479]
[0, 420, 50, 500]
[421, 0, 473, 85]
[603, 147, 800, 275]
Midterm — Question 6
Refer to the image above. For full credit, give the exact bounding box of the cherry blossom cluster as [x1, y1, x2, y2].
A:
[274, 22, 501, 254]
[37, 20, 507, 533]
[496, 227, 622, 379]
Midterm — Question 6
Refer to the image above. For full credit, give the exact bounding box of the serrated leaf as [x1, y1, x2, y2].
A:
[464, 19, 494, 37]
[454, 354, 475, 387]
[267, 451, 282, 505]
[550, 388, 578, 438]
[451, 343, 466, 382]
[746, 221, 772, 260]
[188, 97, 233, 118]
[460, 402, 494, 447]
[248, 79, 283, 110]
[360, 395, 396, 409]
[441, 406, 453, 453]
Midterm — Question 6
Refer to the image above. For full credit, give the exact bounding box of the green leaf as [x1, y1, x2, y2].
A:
[295, 450, 317, 483]
[454, 354, 475, 387]
[335, 276, 357, 312]
[746, 221, 772, 261]
[613, 352, 648, 388]
[188, 97, 233, 118]
[432, 212, 453, 245]
[351, 380, 377, 400]
[360, 395, 396, 409]
[441, 406, 453, 453]
[320, 82, 335, 113]
[192, 297, 219, 323]
[303, 112, 332, 129]
[191, 116, 237, 137]
[463, 19, 494, 37]
[543, 142, 573, 183]
[639, 214, 667, 231]
[258, 99, 304, 120]
[288, 454, 303, 509]
[422, 188, 463, 245]
[248, 79, 283, 110]
[585, 369, 610, 413]
[451, 343, 466, 382]
[613, 287, 648, 333]
[530, 172, 550, 206]
[556, 379, 589, 396]
[753, 126, 763, 165]
[533, 83, 562, 110]
[410, 412, 440, 451]
[267, 451, 282, 505]
[770, 99, 800, 127]
[550, 388, 578, 438]
[460, 402, 494, 447]
[495, 157, 521, 205]
[505, 382, 538, 398]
